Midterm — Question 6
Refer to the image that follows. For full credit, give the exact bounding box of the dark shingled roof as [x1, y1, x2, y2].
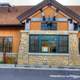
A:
[67, 6, 80, 16]
[0, 6, 32, 24]
[0, 1, 80, 24]
[17, 0, 80, 23]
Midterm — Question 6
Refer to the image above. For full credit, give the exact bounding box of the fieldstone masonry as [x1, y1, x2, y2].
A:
[18, 31, 80, 67]
[18, 31, 29, 64]
[69, 31, 80, 66]
[28, 55, 69, 67]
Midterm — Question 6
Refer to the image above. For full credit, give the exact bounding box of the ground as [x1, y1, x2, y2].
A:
[0, 68, 80, 80]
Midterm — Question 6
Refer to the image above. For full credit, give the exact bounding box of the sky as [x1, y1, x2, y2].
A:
[0, 0, 80, 6]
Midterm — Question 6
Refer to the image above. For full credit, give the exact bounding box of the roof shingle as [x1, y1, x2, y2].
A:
[0, 5, 80, 24]
[0, 6, 32, 24]
[67, 6, 80, 16]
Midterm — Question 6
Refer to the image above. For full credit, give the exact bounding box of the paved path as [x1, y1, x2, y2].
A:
[0, 68, 80, 80]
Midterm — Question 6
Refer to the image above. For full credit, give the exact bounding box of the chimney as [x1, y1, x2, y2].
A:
[0, 3, 12, 12]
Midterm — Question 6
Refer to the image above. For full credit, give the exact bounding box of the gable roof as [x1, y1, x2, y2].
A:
[0, 5, 80, 25]
[0, 6, 32, 24]
[17, 0, 80, 23]
[67, 6, 80, 16]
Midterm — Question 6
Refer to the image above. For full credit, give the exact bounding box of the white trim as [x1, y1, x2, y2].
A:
[69, 31, 78, 34]
[25, 20, 30, 32]
[29, 53, 69, 56]
[68, 19, 74, 31]
[56, 18, 67, 22]
[29, 31, 78, 34]
[31, 18, 42, 21]
[31, 18, 67, 22]
[29, 31, 69, 35]
[21, 30, 78, 34]
[41, 12, 45, 16]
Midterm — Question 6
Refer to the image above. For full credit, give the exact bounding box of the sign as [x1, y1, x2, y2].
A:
[42, 46, 48, 52]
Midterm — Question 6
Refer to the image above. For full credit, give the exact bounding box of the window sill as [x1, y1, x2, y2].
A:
[29, 53, 69, 56]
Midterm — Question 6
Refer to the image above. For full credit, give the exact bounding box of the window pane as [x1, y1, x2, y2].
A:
[41, 22, 57, 30]
[40, 36, 57, 53]
[29, 35, 68, 53]
[58, 36, 68, 53]
[4, 37, 12, 52]
[0, 38, 3, 52]
[41, 23, 48, 30]
[29, 35, 39, 52]
[49, 40, 57, 53]
[0, 37, 12, 53]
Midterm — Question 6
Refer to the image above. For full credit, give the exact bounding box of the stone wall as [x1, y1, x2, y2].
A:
[28, 55, 69, 67]
[18, 31, 80, 67]
[18, 31, 29, 64]
[69, 32, 80, 66]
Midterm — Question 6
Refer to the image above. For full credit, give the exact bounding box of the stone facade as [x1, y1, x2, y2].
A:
[18, 31, 29, 64]
[69, 32, 80, 66]
[18, 31, 80, 67]
[28, 55, 69, 67]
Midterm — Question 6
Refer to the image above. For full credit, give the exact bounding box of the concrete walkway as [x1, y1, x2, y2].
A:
[0, 68, 80, 80]
[0, 64, 80, 80]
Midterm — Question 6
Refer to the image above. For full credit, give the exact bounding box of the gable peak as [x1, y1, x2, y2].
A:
[45, 0, 54, 3]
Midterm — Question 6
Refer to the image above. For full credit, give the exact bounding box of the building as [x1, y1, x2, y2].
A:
[0, 0, 80, 67]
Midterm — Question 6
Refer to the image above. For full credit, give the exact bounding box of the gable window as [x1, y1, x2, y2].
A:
[0, 37, 12, 53]
[29, 35, 68, 53]
[41, 22, 57, 30]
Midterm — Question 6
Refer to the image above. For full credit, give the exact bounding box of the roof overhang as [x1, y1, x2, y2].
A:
[17, 0, 80, 23]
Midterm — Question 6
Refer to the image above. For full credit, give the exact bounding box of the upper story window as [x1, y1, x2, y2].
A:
[41, 22, 57, 30]
[0, 37, 12, 53]
[41, 16, 57, 30]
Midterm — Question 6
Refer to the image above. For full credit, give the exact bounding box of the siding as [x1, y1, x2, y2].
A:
[0, 30, 20, 53]
[30, 6, 68, 31]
